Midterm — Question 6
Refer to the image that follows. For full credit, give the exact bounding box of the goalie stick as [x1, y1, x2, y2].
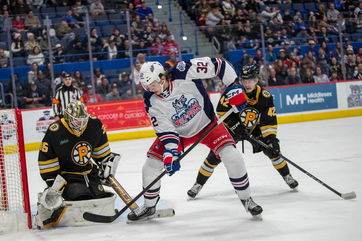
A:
[249, 136, 357, 200]
[107, 175, 175, 219]
[83, 108, 235, 223]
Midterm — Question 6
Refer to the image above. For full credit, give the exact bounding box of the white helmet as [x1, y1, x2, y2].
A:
[139, 61, 165, 90]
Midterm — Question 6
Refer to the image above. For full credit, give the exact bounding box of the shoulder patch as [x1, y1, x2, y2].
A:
[49, 123, 59, 132]
[176, 61, 186, 71]
[262, 90, 271, 98]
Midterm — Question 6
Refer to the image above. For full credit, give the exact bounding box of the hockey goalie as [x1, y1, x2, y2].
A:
[35, 100, 121, 228]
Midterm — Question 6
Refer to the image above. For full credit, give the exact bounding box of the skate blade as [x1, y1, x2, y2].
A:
[251, 214, 263, 221]
[127, 208, 175, 224]
[187, 195, 197, 201]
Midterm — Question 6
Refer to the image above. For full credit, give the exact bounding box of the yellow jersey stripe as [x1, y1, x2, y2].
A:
[39, 165, 60, 174]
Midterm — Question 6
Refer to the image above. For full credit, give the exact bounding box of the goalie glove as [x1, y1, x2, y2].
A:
[163, 149, 180, 176]
[39, 175, 67, 210]
[225, 84, 248, 112]
[98, 153, 121, 184]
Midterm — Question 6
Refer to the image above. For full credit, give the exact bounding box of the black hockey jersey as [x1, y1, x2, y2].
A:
[217, 85, 277, 140]
[38, 116, 111, 185]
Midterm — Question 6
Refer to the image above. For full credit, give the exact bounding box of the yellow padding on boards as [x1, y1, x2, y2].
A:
[24, 109, 362, 152]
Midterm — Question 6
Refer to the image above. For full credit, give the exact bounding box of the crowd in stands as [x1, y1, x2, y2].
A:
[181, 0, 362, 86]
[0, 0, 182, 108]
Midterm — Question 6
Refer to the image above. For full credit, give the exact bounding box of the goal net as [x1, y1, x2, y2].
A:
[0, 109, 31, 233]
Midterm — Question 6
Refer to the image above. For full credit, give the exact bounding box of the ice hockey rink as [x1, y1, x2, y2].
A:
[1, 116, 362, 241]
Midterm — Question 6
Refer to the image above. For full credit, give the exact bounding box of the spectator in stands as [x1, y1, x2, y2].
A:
[0, 48, 9, 68]
[53, 43, 66, 64]
[327, 3, 340, 23]
[162, 35, 179, 55]
[90, 0, 105, 16]
[73, 0, 87, 14]
[313, 66, 329, 83]
[5, 73, 25, 107]
[27, 62, 39, 83]
[301, 51, 317, 74]
[265, 44, 276, 65]
[56, 20, 76, 50]
[120, 88, 134, 100]
[329, 71, 340, 81]
[12, 0, 29, 15]
[285, 67, 301, 85]
[329, 57, 342, 79]
[24, 10, 41, 35]
[301, 68, 315, 84]
[38, 31, 51, 55]
[94, 67, 106, 86]
[206, 6, 224, 28]
[96, 76, 111, 98]
[82, 85, 103, 103]
[27, 46, 45, 65]
[105, 83, 121, 101]
[222, 0, 235, 16]
[63, 9, 81, 29]
[12, 15, 25, 31]
[73, 70, 84, 87]
[150, 36, 164, 56]
[107, 40, 118, 60]
[37, 70, 51, 105]
[136, 0, 153, 20]
[89, 27, 103, 55]
[346, 53, 356, 80]
[118, 71, 132, 94]
[132, 15, 145, 31]
[268, 67, 284, 86]
[131, 61, 142, 87]
[24, 32, 40, 54]
[134, 39, 149, 55]
[260, 6, 279, 23]
[27, 0, 44, 9]
[68, 39, 87, 62]
[22, 81, 46, 108]
[331, 41, 343, 61]
[273, 59, 288, 82]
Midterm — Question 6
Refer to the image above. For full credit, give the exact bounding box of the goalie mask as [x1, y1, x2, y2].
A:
[64, 100, 89, 134]
[139, 61, 165, 91]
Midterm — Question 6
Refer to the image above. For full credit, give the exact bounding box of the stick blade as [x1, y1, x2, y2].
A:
[83, 210, 119, 223]
[341, 192, 357, 200]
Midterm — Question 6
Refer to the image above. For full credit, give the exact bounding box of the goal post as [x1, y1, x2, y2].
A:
[0, 108, 32, 233]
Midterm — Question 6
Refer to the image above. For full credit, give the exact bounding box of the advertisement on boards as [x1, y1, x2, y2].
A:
[268, 83, 338, 114]
[346, 82, 362, 107]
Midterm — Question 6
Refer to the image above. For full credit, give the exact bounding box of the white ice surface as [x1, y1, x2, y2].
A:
[1, 116, 361, 241]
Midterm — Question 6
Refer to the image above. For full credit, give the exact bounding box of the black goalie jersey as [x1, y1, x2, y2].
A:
[38, 116, 111, 185]
[217, 85, 277, 140]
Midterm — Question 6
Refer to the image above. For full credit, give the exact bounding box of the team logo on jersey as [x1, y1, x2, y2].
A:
[71, 141, 92, 166]
[240, 107, 260, 129]
[176, 61, 186, 71]
[36, 110, 55, 133]
[262, 90, 271, 98]
[171, 95, 201, 126]
[49, 123, 59, 132]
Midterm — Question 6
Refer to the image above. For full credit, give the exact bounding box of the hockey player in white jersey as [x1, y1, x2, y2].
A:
[127, 57, 263, 222]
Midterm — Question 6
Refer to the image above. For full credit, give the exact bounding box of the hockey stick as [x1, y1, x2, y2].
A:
[83, 108, 235, 223]
[249, 136, 357, 200]
[107, 175, 175, 218]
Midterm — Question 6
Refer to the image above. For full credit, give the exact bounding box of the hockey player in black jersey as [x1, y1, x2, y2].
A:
[36, 100, 120, 228]
[187, 63, 298, 199]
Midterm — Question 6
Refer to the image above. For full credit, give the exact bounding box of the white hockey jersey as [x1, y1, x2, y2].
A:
[144, 57, 238, 150]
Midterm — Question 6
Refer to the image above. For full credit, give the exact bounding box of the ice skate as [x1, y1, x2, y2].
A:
[187, 183, 203, 200]
[283, 174, 299, 190]
[127, 205, 157, 222]
[241, 197, 263, 219]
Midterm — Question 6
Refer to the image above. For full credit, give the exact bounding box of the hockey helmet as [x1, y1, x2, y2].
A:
[139, 61, 165, 91]
[240, 63, 259, 81]
[63, 100, 89, 134]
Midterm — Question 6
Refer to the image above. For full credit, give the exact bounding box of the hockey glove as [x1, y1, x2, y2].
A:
[262, 136, 280, 158]
[39, 175, 66, 210]
[163, 149, 181, 176]
[98, 153, 121, 184]
[225, 84, 248, 112]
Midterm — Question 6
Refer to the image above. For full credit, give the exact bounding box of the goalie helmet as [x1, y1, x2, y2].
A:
[139, 61, 165, 90]
[240, 63, 259, 80]
[63, 100, 89, 134]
